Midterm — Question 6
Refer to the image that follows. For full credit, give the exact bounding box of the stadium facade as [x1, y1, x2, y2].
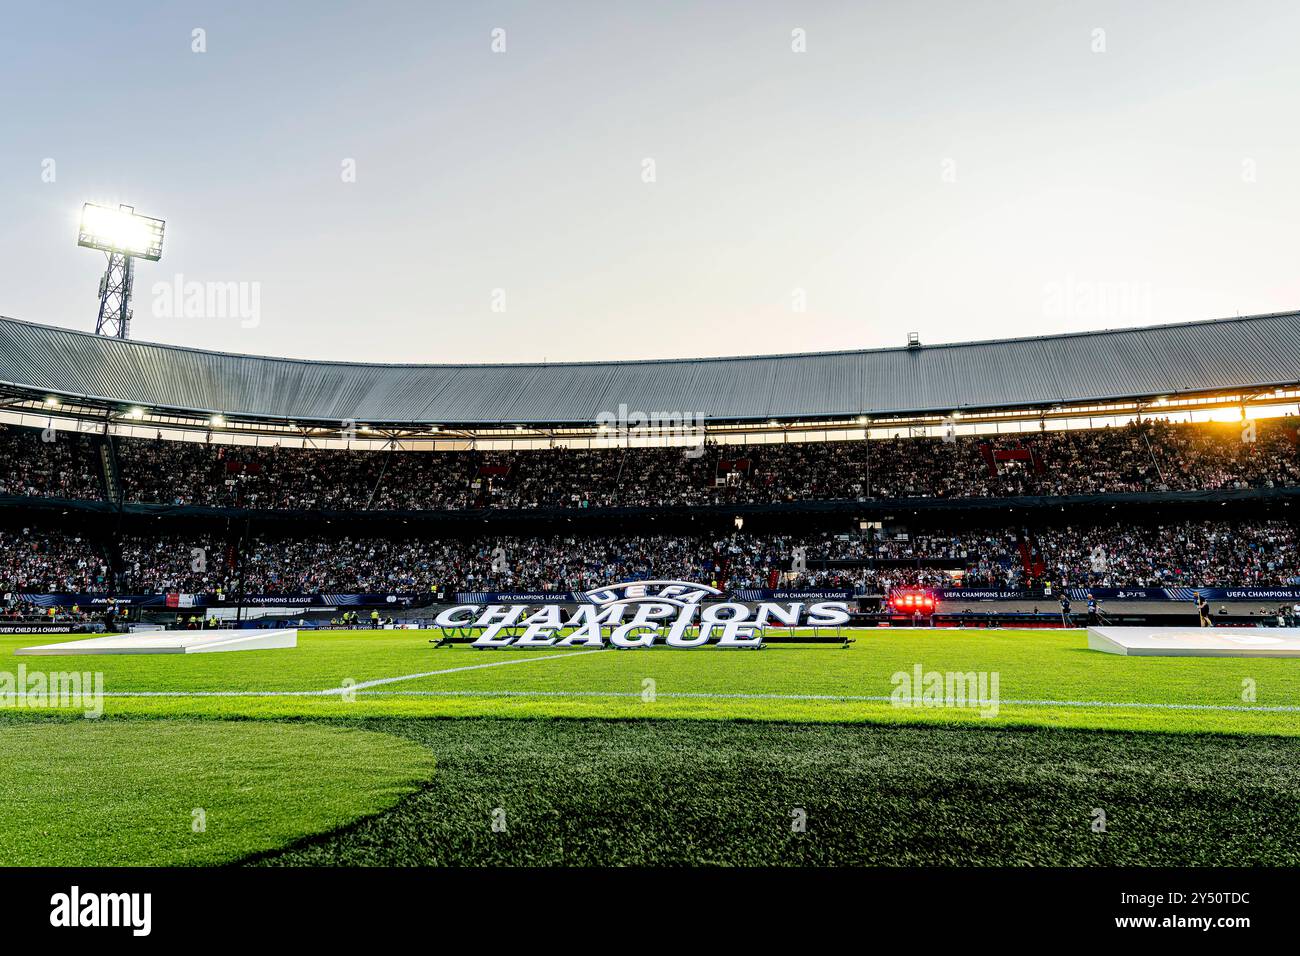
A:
[1, 311, 1299, 626]
[1, 311, 1299, 444]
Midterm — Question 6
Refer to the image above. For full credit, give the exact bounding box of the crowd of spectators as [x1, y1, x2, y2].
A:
[2, 417, 1298, 510]
[116, 533, 752, 594]
[1034, 520, 1300, 590]
[108, 416, 1300, 509]
[110, 528, 1064, 595]
[0, 597, 99, 624]
[3, 416, 1299, 597]
[0, 426, 103, 500]
[0, 528, 111, 593]
[0, 520, 1284, 595]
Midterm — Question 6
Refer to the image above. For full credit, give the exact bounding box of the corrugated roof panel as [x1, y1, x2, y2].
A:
[766, 352, 862, 419]
[1041, 328, 1178, 403]
[586, 360, 713, 423]
[500, 362, 623, 424]
[682, 356, 778, 421]
[1, 312, 1299, 425]
[860, 346, 965, 414]
[951, 337, 1063, 410]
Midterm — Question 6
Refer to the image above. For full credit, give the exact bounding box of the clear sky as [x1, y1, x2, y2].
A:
[3, 0, 1300, 364]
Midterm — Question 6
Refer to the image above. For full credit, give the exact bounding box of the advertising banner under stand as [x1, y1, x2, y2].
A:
[13, 593, 430, 609]
[13, 585, 1300, 610]
[932, 587, 1300, 603]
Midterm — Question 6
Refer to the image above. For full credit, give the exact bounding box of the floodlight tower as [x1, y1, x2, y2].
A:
[77, 203, 166, 339]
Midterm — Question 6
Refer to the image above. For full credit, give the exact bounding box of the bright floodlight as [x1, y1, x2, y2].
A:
[78, 203, 165, 261]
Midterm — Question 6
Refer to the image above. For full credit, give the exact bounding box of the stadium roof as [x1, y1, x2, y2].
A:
[1, 311, 1299, 427]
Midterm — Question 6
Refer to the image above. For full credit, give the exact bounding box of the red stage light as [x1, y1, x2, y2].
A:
[890, 589, 935, 612]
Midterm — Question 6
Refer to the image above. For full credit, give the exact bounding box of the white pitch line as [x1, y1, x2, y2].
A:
[322, 647, 608, 694]
[102, 690, 329, 697]
[96, 683, 1300, 713]
[327, 691, 1300, 712]
[341, 690, 1300, 713]
[99, 648, 608, 698]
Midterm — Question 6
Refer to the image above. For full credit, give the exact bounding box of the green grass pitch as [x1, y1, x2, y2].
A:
[2, 627, 1298, 865]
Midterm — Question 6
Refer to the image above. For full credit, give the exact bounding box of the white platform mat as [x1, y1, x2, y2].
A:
[15, 629, 298, 656]
[1088, 626, 1300, 658]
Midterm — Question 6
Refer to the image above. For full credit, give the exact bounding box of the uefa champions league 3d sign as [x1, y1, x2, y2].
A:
[433, 580, 852, 649]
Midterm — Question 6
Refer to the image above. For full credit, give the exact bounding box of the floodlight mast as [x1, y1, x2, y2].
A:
[78, 203, 166, 340]
[94, 248, 135, 338]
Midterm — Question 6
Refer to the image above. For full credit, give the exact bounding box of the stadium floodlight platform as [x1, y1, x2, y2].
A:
[14, 629, 297, 656]
[1088, 626, 1300, 658]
